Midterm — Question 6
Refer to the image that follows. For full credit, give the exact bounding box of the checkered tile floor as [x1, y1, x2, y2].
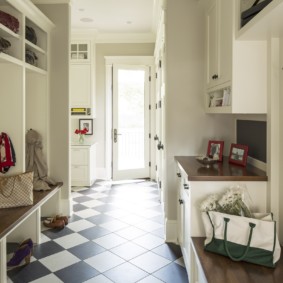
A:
[7, 180, 188, 283]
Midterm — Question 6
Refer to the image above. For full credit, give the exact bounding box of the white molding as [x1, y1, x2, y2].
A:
[32, 0, 71, 4]
[60, 198, 72, 216]
[165, 219, 178, 243]
[105, 56, 155, 65]
[71, 31, 156, 43]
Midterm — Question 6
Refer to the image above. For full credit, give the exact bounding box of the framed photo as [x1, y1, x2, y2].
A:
[207, 140, 224, 161]
[79, 119, 93, 135]
[229, 143, 248, 166]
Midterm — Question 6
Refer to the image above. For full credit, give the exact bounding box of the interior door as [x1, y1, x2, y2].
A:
[112, 64, 150, 180]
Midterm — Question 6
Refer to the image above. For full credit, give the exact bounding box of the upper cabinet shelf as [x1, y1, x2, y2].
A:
[0, 22, 20, 39]
[237, 0, 283, 40]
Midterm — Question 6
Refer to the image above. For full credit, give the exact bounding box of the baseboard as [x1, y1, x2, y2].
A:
[165, 218, 178, 243]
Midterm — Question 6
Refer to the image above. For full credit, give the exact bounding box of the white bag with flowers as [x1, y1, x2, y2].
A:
[200, 185, 281, 268]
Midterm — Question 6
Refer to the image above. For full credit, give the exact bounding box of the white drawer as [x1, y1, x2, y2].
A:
[71, 165, 89, 182]
[71, 148, 89, 165]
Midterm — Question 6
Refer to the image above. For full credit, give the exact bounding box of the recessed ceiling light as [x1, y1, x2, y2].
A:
[78, 8, 85, 12]
[126, 21, 132, 24]
[80, 17, 94, 23]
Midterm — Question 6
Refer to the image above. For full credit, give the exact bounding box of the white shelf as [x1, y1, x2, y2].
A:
[25, 63, 47, 75]
[25, 39, 46, 55]
[0, 52, 22, 66]
[205, 105, 232, 114]
[0, 23, 20, 39]
[237, 0, 283, 40]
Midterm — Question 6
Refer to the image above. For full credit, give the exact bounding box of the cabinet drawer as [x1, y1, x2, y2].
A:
[71, 165, 89, 182]
[71, 148, 89, 165]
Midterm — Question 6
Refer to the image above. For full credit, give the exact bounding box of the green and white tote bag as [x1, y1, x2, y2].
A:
[202, 211, 281, 268]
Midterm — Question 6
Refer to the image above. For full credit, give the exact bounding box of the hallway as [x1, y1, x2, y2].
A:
[7, 180, 188, 283]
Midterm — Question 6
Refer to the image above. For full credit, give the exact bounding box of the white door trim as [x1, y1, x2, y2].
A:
[105, 56, 155, 180]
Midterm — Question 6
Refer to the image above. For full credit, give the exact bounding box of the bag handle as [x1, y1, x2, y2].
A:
[0, 176, 16, 198]
[223, 217, 256, 261]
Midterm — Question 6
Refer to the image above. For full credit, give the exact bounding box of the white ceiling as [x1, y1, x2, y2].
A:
[71, 0, 157, 35]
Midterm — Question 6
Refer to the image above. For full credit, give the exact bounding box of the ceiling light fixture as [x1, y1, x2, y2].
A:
[126, 21, 132, 24]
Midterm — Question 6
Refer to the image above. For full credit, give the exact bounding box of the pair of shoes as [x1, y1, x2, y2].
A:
[43, 218, 65, 229]
[7, 239, 33, 269]
[54, 215, 69, 225]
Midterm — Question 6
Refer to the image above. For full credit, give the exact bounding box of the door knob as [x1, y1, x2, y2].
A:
[157, 141, 164, 150]
[113, 129, 121, 143]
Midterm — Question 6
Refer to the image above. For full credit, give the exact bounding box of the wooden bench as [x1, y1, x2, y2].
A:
[191, 237, 283, 283]
[0, 183, 63, 283]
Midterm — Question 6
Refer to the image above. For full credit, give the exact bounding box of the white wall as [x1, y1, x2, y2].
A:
[36, 3, 71, 214]
[164, 0, 236, 221]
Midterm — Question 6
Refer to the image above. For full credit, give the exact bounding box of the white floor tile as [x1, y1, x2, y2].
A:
[54, 233, 88, 249]
[39, 250, 80, 272]
[74, 209, 100, 218]
[134, 220, 163, 232]
[93, 234, 127, 249]
[130, 251, 170, 273]
[105, 209, 129, 218]
[99, 220, 128, 232]
[84, 251, 125, 272]
[83, 274, 114, 283]
[81, 199, 104, 208]
[115, 226, 147, 240]
[132, 234, 164, 250]
[111, 242, 147, 260]
[137, 275, 164, 283]
[67, 219, 95, 232]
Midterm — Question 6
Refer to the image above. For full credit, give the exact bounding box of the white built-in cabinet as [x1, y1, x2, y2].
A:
[71, 144, 96, 186]
[0, 0, 54, 176]
[204, 0, 267, 114]
[70, 40, 95, 117]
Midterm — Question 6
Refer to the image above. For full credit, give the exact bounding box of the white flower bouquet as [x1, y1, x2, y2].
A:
[200, 185, 252, 217]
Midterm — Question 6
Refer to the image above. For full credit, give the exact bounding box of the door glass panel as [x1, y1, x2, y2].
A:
[117, 69, 145, 170]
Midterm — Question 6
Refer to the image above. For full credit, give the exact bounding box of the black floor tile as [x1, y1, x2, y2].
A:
[79, 226, 111, 240]
[73, 203, 88, 212]
[68, 241, 105, 260]
[86, 213, 115, 225]
[7, 261, 51, 283]
[42, 226, 74, 240]
[55, 261, 99, 283]
[153, 262, 189, 283]
[152, 243, 183, 261]
[32, 241, 65, 259]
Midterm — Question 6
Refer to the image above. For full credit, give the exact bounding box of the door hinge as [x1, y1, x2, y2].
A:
[159, 181, 162, 188]
[149, 104, 151, 110]
[159, 100, 162, 108]
[149, 133, 151, 139]
[156, 72, 158, 79]
[155, 165, 157, 171]
[149, 162, 151, 167]
[149, 76, 151, 82]
[156, 103, 158, 109]
[159, 60, 162, 68]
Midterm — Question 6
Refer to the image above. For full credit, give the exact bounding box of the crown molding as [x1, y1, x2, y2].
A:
[32, 0, 72, 4]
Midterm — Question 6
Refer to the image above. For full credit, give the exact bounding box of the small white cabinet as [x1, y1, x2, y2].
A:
[203, 0, 267, 114]
[70, 40, 95, 117]
[71, 143, 96, 186]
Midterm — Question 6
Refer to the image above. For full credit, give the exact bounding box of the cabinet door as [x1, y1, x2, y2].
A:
[71, 147, 89, 165]
[70, 64, 91, 108]
[206, 0, 218, 88]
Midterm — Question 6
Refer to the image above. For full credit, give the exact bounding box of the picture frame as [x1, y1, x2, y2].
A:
[229, 143, 248, 166]
[79, 119, 93, 135]
[207, 140, 224, 161]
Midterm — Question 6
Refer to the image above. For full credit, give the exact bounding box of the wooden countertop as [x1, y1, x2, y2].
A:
[191, 237, 283, 283]
[175, 156, 267, 181]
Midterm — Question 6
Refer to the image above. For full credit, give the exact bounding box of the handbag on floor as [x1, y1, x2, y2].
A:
[0, 172, 34, 208]
[202, 211, 281, 268]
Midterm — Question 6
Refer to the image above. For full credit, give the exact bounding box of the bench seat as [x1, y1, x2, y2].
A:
[0, 183, 63, 283]
[191, 237, 283, 283]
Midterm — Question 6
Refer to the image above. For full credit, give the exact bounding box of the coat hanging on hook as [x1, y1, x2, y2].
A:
[0, 132, 16, 174]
